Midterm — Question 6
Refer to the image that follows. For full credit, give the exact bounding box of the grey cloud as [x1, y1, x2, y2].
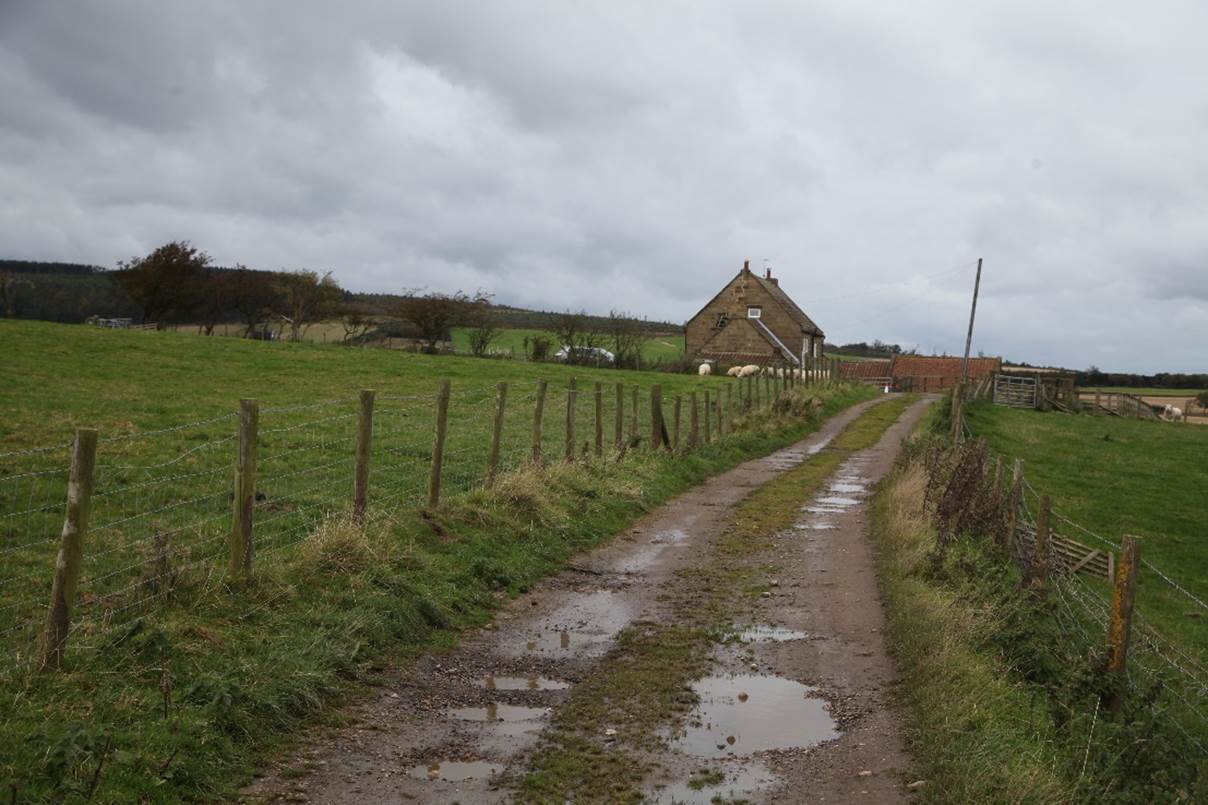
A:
[2, 0, 1207, 371]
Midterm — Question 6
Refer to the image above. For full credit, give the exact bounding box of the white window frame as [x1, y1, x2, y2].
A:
[747, 306, 762, 319]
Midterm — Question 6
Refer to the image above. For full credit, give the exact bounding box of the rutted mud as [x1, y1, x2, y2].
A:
[242, 396, 932, 804]
[673, 674, 838, 757]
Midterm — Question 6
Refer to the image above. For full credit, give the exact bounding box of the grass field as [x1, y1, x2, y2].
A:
[0, 318, 871, 802]
[447, 326, 686, 362]
[964, 401, 1208, 658]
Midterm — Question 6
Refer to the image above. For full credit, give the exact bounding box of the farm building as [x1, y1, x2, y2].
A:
[685, 261, 824, 368]
[888, 355, 1002, 392]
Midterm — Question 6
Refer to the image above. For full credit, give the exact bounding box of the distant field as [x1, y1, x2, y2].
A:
[965, 403, 1208, 658]
[448, 326, 685, 363]
[1082, 386, 1207, 397]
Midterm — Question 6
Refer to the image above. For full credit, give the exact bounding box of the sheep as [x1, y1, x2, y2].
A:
[1163, 404, 1184, 422]
[737, 364, 760, 378]
[726, 366, 743, 377]
[698, 363, 712, 376]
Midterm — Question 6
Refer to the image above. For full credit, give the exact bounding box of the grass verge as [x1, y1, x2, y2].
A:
[1, 381, 876, 803]
[872, 408, 1206, 803]
[518, 395, 916, 803]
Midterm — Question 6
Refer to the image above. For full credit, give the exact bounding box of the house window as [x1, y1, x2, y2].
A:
[747, 306, 762, 319]
[713, 312, 729, 329]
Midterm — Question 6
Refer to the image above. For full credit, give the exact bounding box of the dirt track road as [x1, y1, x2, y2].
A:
[244, 395, 933, 803]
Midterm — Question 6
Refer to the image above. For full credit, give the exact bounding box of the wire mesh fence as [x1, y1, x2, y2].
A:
[0, 372, 805, 676]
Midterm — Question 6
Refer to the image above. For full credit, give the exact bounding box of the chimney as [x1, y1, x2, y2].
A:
[765, 267, 778, 285]
[742, 259, 751, 275]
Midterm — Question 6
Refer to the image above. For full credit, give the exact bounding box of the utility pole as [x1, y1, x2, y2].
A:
[960, 257, 983, 385]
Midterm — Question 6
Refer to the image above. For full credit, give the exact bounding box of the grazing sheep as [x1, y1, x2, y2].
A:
[726, 366, 743, 377]
[738, 364, 761, 378]
[698, 363, 712, 376]
[1163, 404, 1184, 422]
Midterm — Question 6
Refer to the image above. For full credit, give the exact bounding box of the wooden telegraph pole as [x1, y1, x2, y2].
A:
[960, 257, 984, 386]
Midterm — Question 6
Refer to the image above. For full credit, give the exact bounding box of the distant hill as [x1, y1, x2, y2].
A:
[1, 259, 682, 332]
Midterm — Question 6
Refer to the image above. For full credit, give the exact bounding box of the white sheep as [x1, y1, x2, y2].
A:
[1163, 404, 1184, 422]
[738, 364, 761, 378]
[698, 363, 712, 376]
[726, 365, 743, 377]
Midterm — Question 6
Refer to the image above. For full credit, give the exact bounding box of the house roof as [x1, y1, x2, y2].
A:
[753, 275, 824, 336]
[687, 265, 824, 337]
[839, 360, 893, 379]
[889, 355, 1001, 379]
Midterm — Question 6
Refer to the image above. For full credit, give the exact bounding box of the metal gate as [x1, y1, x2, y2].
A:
[993, 374, 1037, 409]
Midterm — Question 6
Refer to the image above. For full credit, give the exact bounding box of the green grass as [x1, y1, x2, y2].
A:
[448, 326, 685, 362]
[0, 318, 875, 803]
[964, 402, 1208, 658]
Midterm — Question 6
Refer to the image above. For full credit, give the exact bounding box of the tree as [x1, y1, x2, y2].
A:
[0, 272, 34, 318]
[338, 303, 377, 345]
[603, 309, 649, 369]
[113, 241, 211, 326]
[276, 270, 342, 341]
[466, 299, 502, 357]
[547, 309, 601, 364]
[393, 289, 491, 354]
[227, 267, 281, 337]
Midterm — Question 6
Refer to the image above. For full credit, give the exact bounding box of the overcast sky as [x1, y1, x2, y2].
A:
[2, 1, 1205, 372]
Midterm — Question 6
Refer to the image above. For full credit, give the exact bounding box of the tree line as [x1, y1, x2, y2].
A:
[1, 243, 678, 367]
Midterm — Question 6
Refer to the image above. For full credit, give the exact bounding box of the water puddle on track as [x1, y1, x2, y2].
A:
[647, 760, 779, 804]
[672, 674, 838, 757]
[446, 703, 550, 738]
[513, 590, 631, 657]
[732, 625, 809, 643]
[479, 674, 569, 691]
[406, 760, 502, 783]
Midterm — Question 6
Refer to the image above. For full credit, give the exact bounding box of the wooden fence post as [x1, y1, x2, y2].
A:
[754, 374, 761, 409]
[427, 381, 451, 508]
[565, 377, 577, 461]
[703, 391, 712, 445]
[230, 399, 259, 576]
[1105, 535, 1140, 714]
[1003, 459, 1023, 555]
[673, 396, 682, 450]
[594, 382, 603, 457]
[487, 382, 508, 486]
[1030, 494, 1051, 589]
[353, 389, 375, 523]
[615, 382, 624, 450]
[744, 376, 752, 411]
[630, 386, 639, 443]
[39, 427, 98, 671]
[650, 384, 664, 449]
[689, 392, 700, 449]
[950, 383, 964, 444]
[531, 379, 547, 463]
[726, 385, 733, 428]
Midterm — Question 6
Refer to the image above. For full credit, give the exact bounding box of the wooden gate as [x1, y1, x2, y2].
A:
[993, 374, 1037, 409]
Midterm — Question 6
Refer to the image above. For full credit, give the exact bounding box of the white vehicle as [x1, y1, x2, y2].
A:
[553, 345, 615, 365]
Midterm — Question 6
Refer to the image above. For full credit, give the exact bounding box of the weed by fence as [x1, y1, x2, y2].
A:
[0, 367, 825, 676]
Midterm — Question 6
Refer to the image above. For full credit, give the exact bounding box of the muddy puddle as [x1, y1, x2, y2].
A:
[673, 674, 838, 757]
[647, 761, 779, 804]
[406, 759, 502, 783]
[447, 703, 550, 722]
[480, 674, 569, 691]
[512, 590, 632, 657]
[733, 625, 809, 643]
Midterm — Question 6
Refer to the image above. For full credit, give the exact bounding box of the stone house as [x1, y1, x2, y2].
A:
[685, 261, 824, 368]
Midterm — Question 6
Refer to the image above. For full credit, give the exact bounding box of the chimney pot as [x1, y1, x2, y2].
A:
[742, 259, 750, 274]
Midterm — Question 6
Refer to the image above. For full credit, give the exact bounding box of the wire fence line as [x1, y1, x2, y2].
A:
[946, 398, 1208, 761]
[1, 370, 798, 674]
